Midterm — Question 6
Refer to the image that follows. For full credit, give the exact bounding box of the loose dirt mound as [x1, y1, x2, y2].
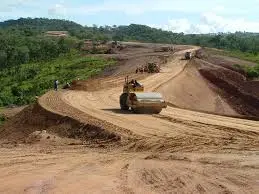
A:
[0, 102, 120, 145]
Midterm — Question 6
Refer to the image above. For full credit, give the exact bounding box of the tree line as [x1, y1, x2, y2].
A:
[0, 18, 259, 106]
[1, 18, 259, 65]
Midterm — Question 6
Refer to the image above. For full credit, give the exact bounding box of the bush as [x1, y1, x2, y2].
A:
[235, 64, 259, 79]
[246, 68, 259, 78]
[0, 115, 6, 125]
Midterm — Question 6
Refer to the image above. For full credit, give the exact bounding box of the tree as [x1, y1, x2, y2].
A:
[0, 50, 7, 68]
[17, 46, 30, 64]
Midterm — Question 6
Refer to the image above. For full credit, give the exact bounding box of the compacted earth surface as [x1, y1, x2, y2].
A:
[0, 43, 258, 194]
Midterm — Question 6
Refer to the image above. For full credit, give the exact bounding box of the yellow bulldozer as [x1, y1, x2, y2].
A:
[120, 76, 167, 114]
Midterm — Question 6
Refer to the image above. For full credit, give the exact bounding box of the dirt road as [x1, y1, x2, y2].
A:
[58, 49, 259, 152]
[1, 47, 259, 193]
[0, 146, 258, 194]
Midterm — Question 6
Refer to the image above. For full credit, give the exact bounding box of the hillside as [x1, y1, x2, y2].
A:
[0, 52, 115, 106]
[1, 18, 259, 52]
[0, 17, 259, 108]
[0, 44, 258, 193]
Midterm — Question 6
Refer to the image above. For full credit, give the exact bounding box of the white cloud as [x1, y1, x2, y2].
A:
[74, 0, 221, 15]
[160, 12, 259, 34]
[48, 2, 66, 16]
[71, 0, 252, 16]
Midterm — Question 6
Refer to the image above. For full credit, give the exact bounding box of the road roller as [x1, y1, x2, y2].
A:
[120, 76, 167, 114]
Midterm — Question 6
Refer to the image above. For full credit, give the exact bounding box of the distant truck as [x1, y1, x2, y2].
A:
[185, 52, 192, 60]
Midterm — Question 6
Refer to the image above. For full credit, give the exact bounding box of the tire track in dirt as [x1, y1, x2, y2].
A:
[37, 47, 259, 153]
[1, 45, 259, 193]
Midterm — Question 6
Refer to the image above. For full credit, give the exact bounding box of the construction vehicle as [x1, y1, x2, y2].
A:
[136, 63, 160, 73]
[120, 76, 167, 114]
[105, 41, 125, 54]
[154, 46, 175, 52]
[185, 52, 192, 60]
[159, 55, 169, 64]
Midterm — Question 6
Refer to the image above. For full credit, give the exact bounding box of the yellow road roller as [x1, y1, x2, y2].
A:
[120, 76, 167, 114]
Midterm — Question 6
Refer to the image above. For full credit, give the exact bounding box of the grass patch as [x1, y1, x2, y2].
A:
[206, 48, 259, 79]
[206, 48, 259, 63]
[223, 50, 259, 64]
[0, 114, 6, 125]
[0, 51, 115, 106]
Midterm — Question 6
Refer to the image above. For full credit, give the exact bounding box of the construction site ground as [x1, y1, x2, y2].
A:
[0, 43, 259, 194]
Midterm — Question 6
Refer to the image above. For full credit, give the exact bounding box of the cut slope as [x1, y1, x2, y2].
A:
[197, 58, 259, 117]
[156, 59, 238, 116]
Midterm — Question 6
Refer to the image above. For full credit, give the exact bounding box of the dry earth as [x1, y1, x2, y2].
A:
[0, 44, 259, 194]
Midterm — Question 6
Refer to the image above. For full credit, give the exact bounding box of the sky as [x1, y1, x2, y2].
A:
[1, 0, 259, 34]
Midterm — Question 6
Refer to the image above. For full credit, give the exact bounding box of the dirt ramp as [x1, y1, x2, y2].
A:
[156, 60, 237, 116]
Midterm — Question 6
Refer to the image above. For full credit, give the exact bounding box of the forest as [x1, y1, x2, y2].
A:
[0, 17, 259, 106]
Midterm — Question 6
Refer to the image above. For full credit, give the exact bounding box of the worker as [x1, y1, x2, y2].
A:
[54, 80, 59, 91]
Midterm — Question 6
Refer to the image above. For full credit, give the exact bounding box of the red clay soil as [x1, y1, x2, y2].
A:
[197, 58, 259, 117]
[0, 46, 259, 193]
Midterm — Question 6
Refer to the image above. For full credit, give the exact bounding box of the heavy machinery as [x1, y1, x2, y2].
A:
[106, 41, 126, 54]
[154, 46, 175, 52]
[136, 63, 160, 73]
[185, 52, 192, 60]
[120, 76, 167, 114]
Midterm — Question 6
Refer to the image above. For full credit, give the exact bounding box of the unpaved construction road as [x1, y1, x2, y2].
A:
[1, 47, 259, 193]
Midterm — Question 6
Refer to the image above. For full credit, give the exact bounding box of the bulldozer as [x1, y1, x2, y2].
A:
[120, 76, 167, 114]
[136, 63, 160, 73]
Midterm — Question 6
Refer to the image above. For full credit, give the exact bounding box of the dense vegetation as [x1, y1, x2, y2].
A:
[0, 51, 115, 106]
[1, 17, 259, 106]
[1, 18, 259, 54]
[0, 28, 81, 68]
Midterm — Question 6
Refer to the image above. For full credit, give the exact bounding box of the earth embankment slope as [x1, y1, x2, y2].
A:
[0, 45, 259, 193]
[2, 46, 259, 151]
[58, 48, 259, 153]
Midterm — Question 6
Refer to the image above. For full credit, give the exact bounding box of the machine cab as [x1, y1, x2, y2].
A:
[123, 76, 144, 93]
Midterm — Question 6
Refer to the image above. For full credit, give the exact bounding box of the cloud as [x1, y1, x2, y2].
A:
[71, 0, 253, 16]
[160, 12, 259, 34]
[74, 0, 218, 15]
[48, 2, 66, 16]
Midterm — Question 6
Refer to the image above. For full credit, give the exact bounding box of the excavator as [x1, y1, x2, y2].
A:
[120, 76, 167, 114]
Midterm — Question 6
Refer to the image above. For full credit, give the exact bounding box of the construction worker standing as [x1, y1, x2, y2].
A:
[54, 80, 59, 91]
